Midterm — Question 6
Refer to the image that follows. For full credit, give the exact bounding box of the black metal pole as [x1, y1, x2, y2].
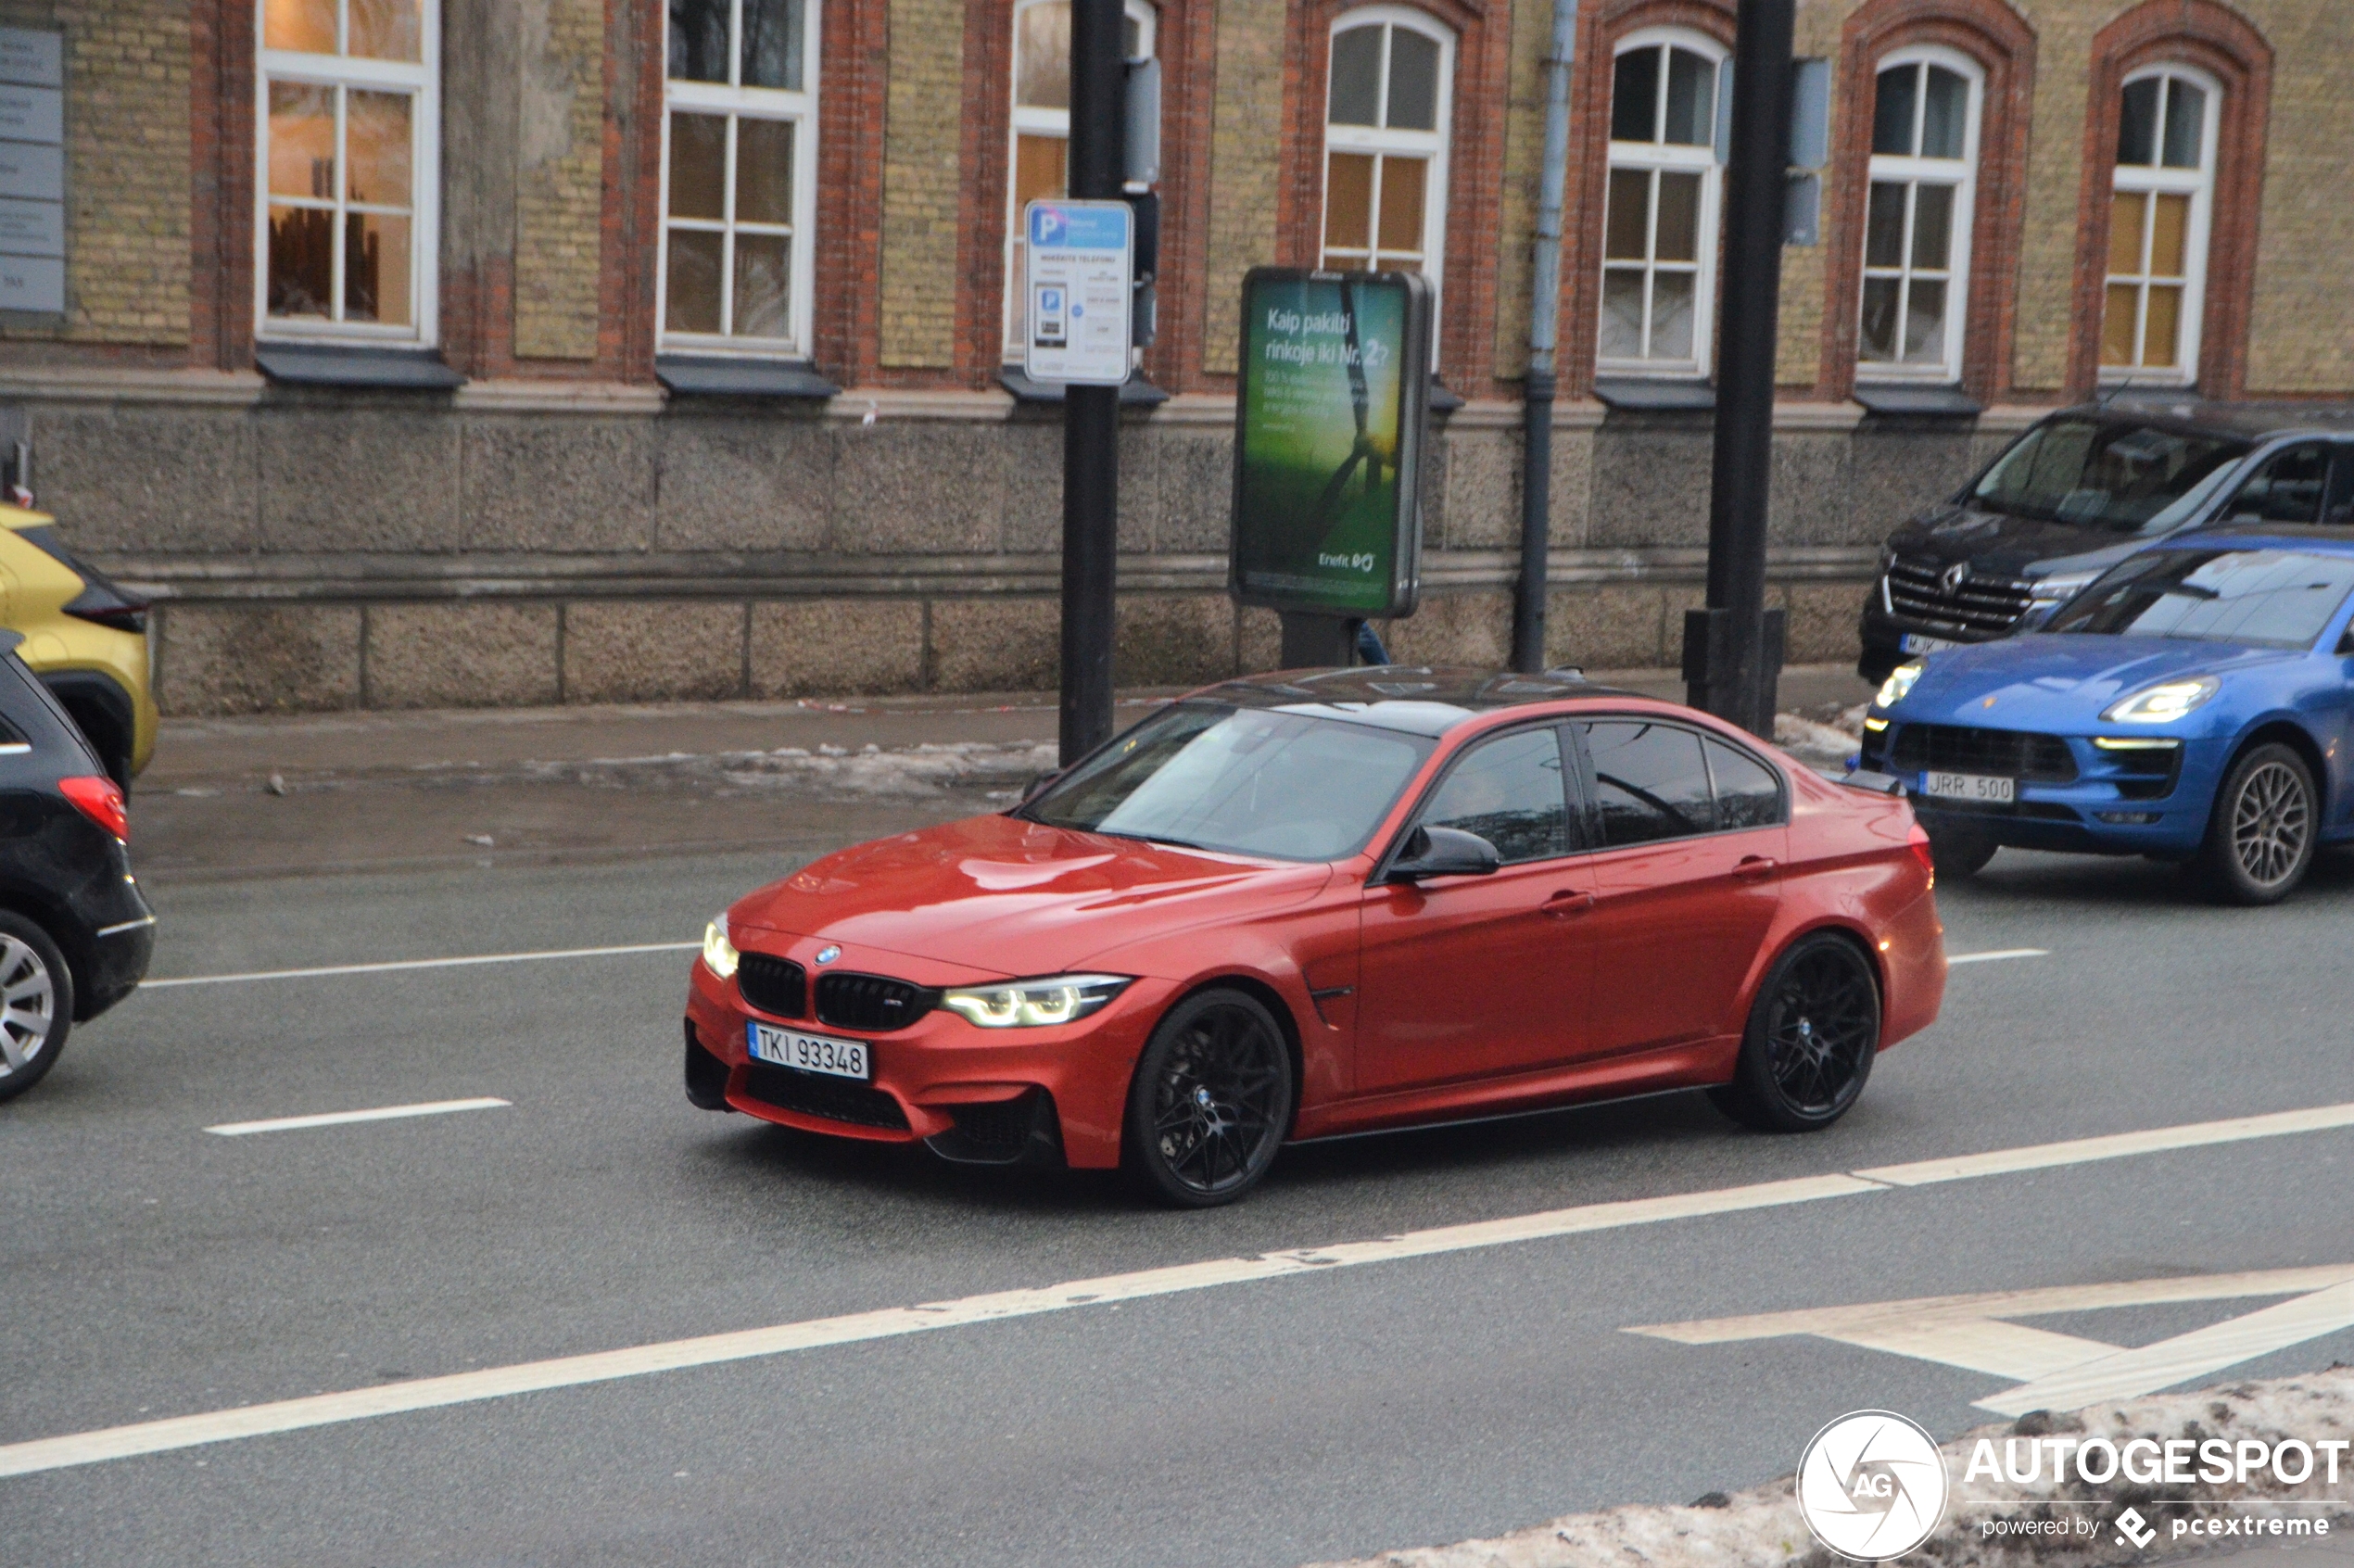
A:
[1512, 368, 1554, 673]
[1058, 0, 1124, 763]
[1695, 0, 1794, 737]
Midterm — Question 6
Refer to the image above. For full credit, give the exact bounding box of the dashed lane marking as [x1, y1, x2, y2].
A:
[204, 1099, 513, 1137]
[1946, 949, 2049, 965]
[144, 942, 698, 988]
[1, 1100, 2348, 1479]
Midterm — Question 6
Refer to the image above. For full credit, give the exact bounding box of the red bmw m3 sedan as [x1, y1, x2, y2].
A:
[682, 668, 1945, 1206]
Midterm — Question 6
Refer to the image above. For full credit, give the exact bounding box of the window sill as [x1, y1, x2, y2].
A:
[1591, 376, 1715, 412]
[1851, 383, 1981, 419]
[253, 343, 464, 391]
[654, 355, 840, 398]
[998, 367, 1171, 407]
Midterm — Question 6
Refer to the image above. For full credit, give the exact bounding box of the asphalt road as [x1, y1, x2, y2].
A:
[6, 822, 2353, 1566]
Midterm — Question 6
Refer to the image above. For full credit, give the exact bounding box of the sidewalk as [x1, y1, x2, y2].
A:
[134, 665, 1872, 882]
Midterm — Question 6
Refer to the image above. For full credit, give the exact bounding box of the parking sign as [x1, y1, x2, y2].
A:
[1023, 200, 1133, 386]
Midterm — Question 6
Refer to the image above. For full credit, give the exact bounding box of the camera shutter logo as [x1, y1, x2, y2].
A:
[1795, 1410, 1949, 1560]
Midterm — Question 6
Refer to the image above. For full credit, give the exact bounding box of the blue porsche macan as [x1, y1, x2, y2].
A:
[1857, 527, 2354, 904]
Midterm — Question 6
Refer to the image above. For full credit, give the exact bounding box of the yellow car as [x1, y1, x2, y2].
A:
[0, 504, 156, 790]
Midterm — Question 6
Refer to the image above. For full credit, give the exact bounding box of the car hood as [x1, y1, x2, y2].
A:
[1890, 503, 2152, 580]
[729, 812, 1335, 976]
[1894, 634, 2300, 726]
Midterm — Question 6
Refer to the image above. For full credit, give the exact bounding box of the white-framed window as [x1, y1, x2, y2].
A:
[257, 0, 439, 342]
[2100, 66, 2217, 383]
[1320, 5, 1454, 337]
[1002, 0, 1156, 360]
[661, 0, 823, 355]
[1598, 28, 1725, 375]
[1857, 46, 1981, 382]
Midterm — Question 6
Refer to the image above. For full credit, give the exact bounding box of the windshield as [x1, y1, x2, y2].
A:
[1019, 703, 1436, 862]
[1970, 417, 2251, 532]
[2047, 549, 2354, 649]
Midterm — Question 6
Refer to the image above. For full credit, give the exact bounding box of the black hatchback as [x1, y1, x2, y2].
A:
[0, 631, 154, 1101]
[1858, 398, 2354, 682]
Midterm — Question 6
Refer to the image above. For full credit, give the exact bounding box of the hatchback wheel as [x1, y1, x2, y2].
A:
[0, 913, 73, 1104]
[1125, 988, 1295, 1208]
[2195, 743, 2315, 906]
[1710, 934, 1879, 1132]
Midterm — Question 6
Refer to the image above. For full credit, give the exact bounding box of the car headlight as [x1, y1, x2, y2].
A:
[2027, 569, 2099, 610]
[2101, 676, 2219, 724]
[939, 974, 1132, 1029]
[702, 915, 740, 980]
[1874, 662, 1924, 710]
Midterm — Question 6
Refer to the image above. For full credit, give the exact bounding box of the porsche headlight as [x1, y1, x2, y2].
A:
[1874, 662, 1924, 710]
[939, 975, 1132, 1029]
[702, 914, 740, 980]
[2101, 676, 2219, 724]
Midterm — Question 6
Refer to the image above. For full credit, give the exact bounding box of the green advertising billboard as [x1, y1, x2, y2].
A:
[1230, 269, 1433, 619]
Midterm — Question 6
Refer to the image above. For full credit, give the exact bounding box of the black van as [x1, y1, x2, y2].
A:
[0, 631, 154, 1102]
[1858, 398, 2354, 682]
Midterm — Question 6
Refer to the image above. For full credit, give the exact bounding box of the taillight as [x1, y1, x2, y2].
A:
[59, 775, 127, 841]
[1907, 822, 1934, 881]
[61, 582, 148, 635]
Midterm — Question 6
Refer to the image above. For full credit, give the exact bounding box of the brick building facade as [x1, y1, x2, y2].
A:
[0, 0, 2346, 713]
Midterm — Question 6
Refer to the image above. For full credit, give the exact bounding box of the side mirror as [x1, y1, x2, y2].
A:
[1387, 825, 1501, 883]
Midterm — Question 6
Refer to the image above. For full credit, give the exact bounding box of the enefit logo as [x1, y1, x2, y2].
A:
[1796, 1410, 1951, 1561]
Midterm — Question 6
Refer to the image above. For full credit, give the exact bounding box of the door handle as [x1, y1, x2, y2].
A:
[1541, 889, 1595, 918]
[1732, 855, 1778, 881]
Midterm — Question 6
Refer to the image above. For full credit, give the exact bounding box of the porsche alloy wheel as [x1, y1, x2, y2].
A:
[1126, 988, 1295, 1208]
[0, 914, 71, 1104]
[1711, 934, 1879, 1132]
[2196, 744, 2315, 906]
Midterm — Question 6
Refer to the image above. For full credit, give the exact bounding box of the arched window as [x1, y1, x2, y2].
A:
[1002, 0, 1157, 360]
[1320, 9, 1454, 294]
[1857, 47, 1981, 382]
[2101, 67, 2217, 382]
[1598, 29, 1726, 374]
[660, 0, 823, 353]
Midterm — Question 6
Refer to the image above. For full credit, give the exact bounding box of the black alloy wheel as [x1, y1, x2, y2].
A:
[1710, 934, 1880, 1133]
[2195, 742, 2316, 906]
[1925, 826, 1996, 879]
[1125, 988, 1295, 1208]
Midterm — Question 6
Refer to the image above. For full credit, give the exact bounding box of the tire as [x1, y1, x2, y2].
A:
[1709, 933, 1880, 1133]
[2193, 742, 2316, 906]
[1926, 827, 1996, 879]
[0, 912, 75, 1104]
[1123, 987, 1296, 1208]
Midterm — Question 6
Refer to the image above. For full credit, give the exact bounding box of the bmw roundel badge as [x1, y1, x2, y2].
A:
[815, 945, 841, 965]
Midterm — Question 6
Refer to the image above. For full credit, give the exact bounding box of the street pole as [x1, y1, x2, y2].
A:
[1690, 0, 1794, 737]
[1512, 0, 1577, 676]
[1058, 0, 1124, 764]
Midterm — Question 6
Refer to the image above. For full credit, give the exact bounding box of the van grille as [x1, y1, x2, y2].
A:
[1886, 556, 2035, 635]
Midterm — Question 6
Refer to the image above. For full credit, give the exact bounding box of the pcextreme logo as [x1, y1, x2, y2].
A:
[1796, 1410, 1951, 1561]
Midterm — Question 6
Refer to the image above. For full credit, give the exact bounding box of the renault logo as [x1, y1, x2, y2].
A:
[1941, 563, 1970, 595]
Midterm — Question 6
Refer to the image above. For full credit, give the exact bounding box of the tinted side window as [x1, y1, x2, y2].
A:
[1706, 739, 1783, 829]
[2325, 446, 2354, 526]
[2230, 443, 2331, 525]
[1583, 720, 1714, 845]
[1419, 727, 1569, 865]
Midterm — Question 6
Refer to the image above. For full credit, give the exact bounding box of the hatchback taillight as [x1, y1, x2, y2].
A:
[61, 581, 148, 635]
[59, 775, 127, 841]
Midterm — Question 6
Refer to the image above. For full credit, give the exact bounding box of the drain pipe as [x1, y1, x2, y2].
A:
[1512, 0, 1578, 674]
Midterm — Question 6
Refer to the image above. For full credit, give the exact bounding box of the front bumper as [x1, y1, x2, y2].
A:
[683, 951, 1169, 1170]
[1859, 720, 2215, 856]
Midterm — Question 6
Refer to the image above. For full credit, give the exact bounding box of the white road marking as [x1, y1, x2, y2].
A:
[1626, 1265, 2354, 1417]
[1853, 1101, 2354, 1187]
[3, 1100, 2350, 1479]
[144, 942, 698, 989]
[204, 1098, 512, 1138]
[1945, 948, 2048, 965]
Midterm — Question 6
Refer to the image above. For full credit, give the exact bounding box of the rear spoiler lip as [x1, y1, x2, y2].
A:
[1838, 769, 1907, 796]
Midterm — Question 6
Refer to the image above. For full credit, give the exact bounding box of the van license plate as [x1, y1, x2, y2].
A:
[1902, 633, 1963, 654]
